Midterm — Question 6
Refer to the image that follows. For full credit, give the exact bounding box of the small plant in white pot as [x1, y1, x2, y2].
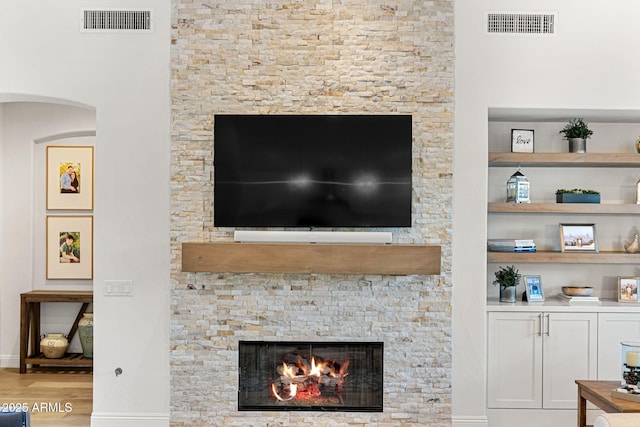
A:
[559, 118, 593, 153]
[493, 265, 521, 303]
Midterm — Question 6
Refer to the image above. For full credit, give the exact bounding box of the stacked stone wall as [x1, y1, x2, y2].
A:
[170, 1, 453, 425]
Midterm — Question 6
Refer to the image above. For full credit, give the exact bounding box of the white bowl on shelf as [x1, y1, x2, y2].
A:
[562, 286, 594, 297]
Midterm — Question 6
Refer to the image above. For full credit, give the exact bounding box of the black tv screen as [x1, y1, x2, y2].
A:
[214, 114, 412, 228]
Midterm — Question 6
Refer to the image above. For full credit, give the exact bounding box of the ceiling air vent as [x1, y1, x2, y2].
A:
[486, 12, 555, 35]
[81, 8, 153, 33]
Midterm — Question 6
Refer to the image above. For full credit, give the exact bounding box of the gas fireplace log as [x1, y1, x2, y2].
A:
[281, 375, 309, 384]
[278, 374, 346, 387]
[278, 374, 321, 385]
[322, 376, 346, 387]
[278, 373, 345, 386]
[273, 352, 349, 400]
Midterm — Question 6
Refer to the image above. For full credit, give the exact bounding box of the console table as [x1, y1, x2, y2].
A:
[19, 290, 93, 373]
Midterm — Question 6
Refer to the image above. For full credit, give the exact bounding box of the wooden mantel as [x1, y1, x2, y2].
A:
[181, 242, 441, 275]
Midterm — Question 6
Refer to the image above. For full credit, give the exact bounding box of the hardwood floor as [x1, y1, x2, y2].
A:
[0, 367, 92, 427]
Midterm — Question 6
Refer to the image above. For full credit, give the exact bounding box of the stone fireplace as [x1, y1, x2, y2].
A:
[238, 341, 383, 412]
[170, 1, 453, 425]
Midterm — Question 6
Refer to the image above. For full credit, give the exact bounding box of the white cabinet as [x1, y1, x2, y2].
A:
[597, 313, 640, 380]
[488, 311, 597, 409]
[487, 312, 542, 408]
[542, 312, 598, 408]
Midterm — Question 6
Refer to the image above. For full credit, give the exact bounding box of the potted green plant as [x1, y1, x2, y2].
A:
[559, 118, 593, 153]
[493, 265, 521, 303]
[555, 188, 600, 204]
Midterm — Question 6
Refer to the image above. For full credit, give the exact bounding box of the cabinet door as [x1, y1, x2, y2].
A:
[598, 313, 640, 381]
[542, 312, 597, 409]
[488, 312, 542, 408]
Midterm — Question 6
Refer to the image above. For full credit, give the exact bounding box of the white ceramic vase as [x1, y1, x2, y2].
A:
[40, 333, 68, 359]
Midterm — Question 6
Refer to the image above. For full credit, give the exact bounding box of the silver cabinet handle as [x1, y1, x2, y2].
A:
[538, 313, 542, 336]
[545, 314, 550, 336]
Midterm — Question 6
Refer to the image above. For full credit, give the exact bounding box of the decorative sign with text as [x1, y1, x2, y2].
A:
[511, 129, 534, 153]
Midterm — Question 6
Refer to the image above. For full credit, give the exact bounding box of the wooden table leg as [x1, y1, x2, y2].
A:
[19, 296, 28, 373]
[32, 302, 41, 367]
[578, 383, 587, 427]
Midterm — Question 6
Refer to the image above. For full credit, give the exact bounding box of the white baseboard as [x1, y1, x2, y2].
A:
[91, 412, 169, 427]
[234, 230, 393, 244]
[486, 408, 578, 427]
[0, 355, 19, 368]
[452, 415, 489, 427]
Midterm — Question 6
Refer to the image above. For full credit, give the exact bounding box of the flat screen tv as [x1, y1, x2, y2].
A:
[214, 114, 412, 228]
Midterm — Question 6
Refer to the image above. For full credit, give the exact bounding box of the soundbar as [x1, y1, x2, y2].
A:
[233, 230, 393, 244]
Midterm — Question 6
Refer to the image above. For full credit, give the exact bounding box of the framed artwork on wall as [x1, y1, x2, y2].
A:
[618, 277, 639, 303]
[560, 223, 598, 252]
[46, 146, 94, 210]
[511, 129, 534, 153]
[46, 215, 93, 279]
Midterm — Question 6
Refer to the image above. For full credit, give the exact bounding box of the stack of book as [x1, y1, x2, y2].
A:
[559, 294, 600, 305]
[488, 239, 537, 253]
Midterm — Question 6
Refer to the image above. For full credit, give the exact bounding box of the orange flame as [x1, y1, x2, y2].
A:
[281, 361, 298, 377]
[271, 355, 349, 402]
[309, 356, 327, 377]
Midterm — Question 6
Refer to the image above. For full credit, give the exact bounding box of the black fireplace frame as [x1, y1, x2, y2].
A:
[238, 341, 384, 412]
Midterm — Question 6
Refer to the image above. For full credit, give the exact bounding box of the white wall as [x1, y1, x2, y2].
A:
[0, 1, 171, 426]
[453, 1, 640, 425]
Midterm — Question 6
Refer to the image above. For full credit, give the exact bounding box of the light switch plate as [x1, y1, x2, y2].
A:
[104, 280, 134, 296]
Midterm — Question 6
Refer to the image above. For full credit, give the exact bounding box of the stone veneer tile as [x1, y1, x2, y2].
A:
[171, 0, 453, 425]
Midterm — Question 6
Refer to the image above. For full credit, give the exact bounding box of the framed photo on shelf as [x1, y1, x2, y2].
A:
[511, 129, 534, 153]
[46, 215, 93, 279]
[560, 223, 598, 252]
[46, 146, 94, 210]
[524, 275, 545, 302]
[618, 277, 639, 303]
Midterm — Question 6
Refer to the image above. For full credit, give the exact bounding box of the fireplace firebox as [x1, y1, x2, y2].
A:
[238, 341, 383, 411]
